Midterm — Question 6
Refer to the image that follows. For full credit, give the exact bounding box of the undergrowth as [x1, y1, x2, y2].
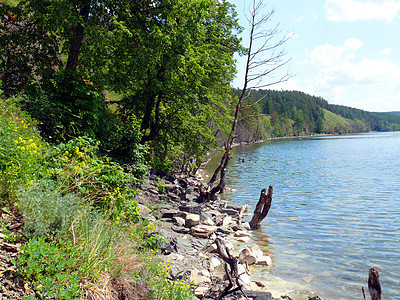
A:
[0, 96, 195, 299]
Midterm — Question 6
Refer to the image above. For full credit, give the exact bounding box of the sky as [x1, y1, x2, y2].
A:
[230, 0, 400, 112]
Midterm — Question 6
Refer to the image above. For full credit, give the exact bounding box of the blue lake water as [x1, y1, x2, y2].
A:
[204, 132, 400, 299]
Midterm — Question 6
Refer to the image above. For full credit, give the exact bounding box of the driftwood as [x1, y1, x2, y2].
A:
[368, 267, 382, 300]
[215, 238, 248, 300]
[249, 186, 273, 229]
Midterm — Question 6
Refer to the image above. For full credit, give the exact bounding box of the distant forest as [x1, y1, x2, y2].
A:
[229, 89, 400, 144]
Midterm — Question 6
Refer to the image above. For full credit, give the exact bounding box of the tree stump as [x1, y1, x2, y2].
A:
[368, 267, 382, 300]
[249, 186, 273, 229]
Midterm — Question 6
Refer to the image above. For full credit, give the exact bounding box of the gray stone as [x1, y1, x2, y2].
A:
[138, 204, 152, 218]
[179, 202, 202, 214]
[191, 238, 208, 251]
[231, 224, 247, 231]
[171, 225, 190, 234]
[185, 214, 201, 228]
[216, 227, 232, 235]
[161, 209, 179, 219]
[239, 248, 257, 265]
[190, 225, 218, 238]
[283, 290, 321, 300]
[221, 208, 238, 216]
[172, 216, 186, 227]
[237, 236, 252, 243]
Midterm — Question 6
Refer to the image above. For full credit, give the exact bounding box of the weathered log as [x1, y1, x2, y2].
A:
[215, 238, 248, 300]
[249, 186, 273, 229]
[368, 267, 382, 300]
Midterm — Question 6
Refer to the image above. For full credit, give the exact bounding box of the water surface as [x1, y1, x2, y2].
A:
[204, 132, 400, 299]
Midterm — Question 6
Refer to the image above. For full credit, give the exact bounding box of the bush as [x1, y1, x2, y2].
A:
[17, 238, 84, 300]
[0, 96, 45, 204]
[40, 136, 142, 222]
[17, 179, 81, 239]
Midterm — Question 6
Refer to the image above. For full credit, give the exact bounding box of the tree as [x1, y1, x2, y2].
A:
[203, 0, 291, 200]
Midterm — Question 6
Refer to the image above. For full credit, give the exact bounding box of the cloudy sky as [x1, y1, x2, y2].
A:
[231, 0, 400, 112]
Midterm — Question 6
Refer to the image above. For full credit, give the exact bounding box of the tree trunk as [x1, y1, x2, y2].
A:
[66, 2, 91, 71]
[249, 186, 273, 229]
[368, 267, 382, 300]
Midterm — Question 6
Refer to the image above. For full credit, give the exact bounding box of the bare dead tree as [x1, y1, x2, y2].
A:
[368, 267, 382, 300]
[200, 0, 292, 201]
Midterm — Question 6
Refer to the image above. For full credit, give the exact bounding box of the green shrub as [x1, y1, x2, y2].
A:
[40, 136, 142, 222]
[0, 96, 45, 204]
[17, 179, 81, 239]
[17, 238, 84, 300]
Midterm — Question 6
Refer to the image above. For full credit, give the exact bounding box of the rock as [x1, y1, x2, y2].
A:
[171, 225, 190, 234]
[172, 216, 186, 227]
[179, 202, 202, 214]
[283, 290, 321, 300]
[164, 183, 180, 194]
[231, 224, 248, 231]
[248, 244, 264, 258]
[190, 268, 211, 284]
[222, 215, 233, 227]
[253, 280, 267, 287]
[194, 286, 209, 297]
[191, 225, 218, 238]
[255, 255, 272, 266]
[239, 248, 257, 265]
[221, 208, 239, 216]
[234, 230, 251, 237]
[138, 204, 152, 218]
[216, 227, 232, 235]
[203, 218, 215, 226]
[185, 214, 201, 228]
[242, 222, 251, 230]
[200, 212, 213, 221]
[191, 239, 208, 251]
[209, 257, 222, 270]
[161, 209, 179, 219]
[237, 236, 252, 243]
[244, 290, 273, 300]
[213, 213, 227, 226]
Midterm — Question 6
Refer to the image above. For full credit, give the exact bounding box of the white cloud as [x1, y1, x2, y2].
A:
[324, 0, 400, 22]
[307, 38, 364, 66]
[381, 48, 392, 55]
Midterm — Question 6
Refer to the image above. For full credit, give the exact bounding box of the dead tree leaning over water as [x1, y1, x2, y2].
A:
[200, 0, 291, 202]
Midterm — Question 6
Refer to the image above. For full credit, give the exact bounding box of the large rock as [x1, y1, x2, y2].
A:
[191, 225, 218, 238]
[172, 216, 185, 227]
[185, 214, 201, 228]
[179, 202, 202, 214]
[239, 248, 257, 265]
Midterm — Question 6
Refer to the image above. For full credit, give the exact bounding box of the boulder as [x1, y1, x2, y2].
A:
[255, 255, 272, 266]
[239, 248, 257, 265]
[222, 215, 233, 227]
[191, 225, 218, 238]
[172, 216, 185, 227]
[185, 214, 201, 228]
[138, 204, 152, 218]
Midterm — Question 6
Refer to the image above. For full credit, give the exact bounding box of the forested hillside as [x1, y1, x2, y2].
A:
[229, 88, 400, 144]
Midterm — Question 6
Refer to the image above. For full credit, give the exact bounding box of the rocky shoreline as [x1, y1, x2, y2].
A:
[136, 171, 322, 300]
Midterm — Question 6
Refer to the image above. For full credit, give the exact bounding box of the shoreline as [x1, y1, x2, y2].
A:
[137, 172, 322, 300]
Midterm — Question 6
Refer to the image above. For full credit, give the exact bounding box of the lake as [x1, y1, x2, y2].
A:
[203, 132, 400, 299]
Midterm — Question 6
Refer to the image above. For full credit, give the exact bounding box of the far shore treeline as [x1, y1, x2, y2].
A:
[228, 88, 400, 145]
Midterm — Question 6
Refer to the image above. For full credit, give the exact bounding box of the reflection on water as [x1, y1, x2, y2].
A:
[203, 132, 400, 299]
